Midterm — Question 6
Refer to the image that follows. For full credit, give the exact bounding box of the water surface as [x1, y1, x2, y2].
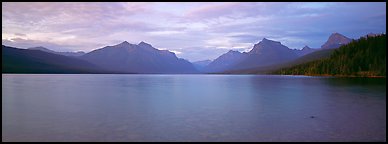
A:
[2, 74, 386, 142]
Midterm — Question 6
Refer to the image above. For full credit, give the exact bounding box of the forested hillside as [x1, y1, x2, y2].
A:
[273, 34, 386, 77]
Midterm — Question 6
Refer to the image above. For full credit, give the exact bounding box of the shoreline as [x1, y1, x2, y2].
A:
[290, 74, 386, 78]
[2, 73, 386, 78]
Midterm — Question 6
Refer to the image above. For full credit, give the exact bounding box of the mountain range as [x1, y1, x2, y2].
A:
[273, 34, 386, 76]
[2, 45, 106, 73]
[204, 50, 246, 72]
[293, 46, 317, 57]
[2, 32, 372, 74]
[3, 41, 198, 74]
[202, 32, 352, 73]
[28, 46, 86, 57]
[80, 41, 197, 73]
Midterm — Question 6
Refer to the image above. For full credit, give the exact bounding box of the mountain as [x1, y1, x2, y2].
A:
[217, 32, 380, 75]
[28, 46, 57, 53]
[192, 60, 212, 71]
[223, 48, 336, 74]
[80, 41, 198, 74]
[293, 45, 317, 57]
[204, 50, 247, 72]
[229, 38, 299, 71]
[321, 33, 352, 49]
[2, 45, 108, 73]
[273, 34, 386, 76]
[28, 46, 86, 57]
[361, 33, 380, 39]
[285, 48, 336, 67]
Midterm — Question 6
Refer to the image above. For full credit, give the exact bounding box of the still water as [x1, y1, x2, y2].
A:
[2, 74, 386, 142]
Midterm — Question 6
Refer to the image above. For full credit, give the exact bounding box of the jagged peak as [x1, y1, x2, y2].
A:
[321, 32, 352, 49]
[329, 32, 348, 38]
[138, 41, 153, 47]
[326, 33, 348, 42]
[302, 45, 311, 49]
[260, 38, 281, 44]
[113, 41, 131, 47]
[121, 41, 130, 45]
[138, 41, 149, 45]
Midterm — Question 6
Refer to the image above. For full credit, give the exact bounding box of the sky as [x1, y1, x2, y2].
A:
[2, 2, 386, 62]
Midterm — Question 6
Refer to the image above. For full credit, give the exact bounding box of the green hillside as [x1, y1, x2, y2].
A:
[273, 34, 386, 77]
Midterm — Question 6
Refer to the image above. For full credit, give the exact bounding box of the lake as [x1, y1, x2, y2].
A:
[2, 74, 386, 142]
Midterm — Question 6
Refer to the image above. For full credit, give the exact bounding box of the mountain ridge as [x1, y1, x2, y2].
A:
[80, 41, 198, 74]
[28, 46, 86, 57]
[3, 45, 110, 73]
[273, 34, 386, 76]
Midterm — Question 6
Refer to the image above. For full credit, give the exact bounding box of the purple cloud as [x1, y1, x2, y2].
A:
[2, 2, 386, 61]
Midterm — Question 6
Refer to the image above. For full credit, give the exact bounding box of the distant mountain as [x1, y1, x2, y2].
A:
[321, 33, 352, 49]
[57, 51, 85, 57]
[4, 32, 372, 75]
[80, 41, 198, 74]
[224, 48, 336, 74]
[2, 45, 108, 73]
[293, 45, 317, 57]
[274, 34, 386, 76]
[361, 33, 380, 39]
[28, 46, 57, 53]
[204, 50, 247, 72]
[205, 38, 301, 73]
[229, 38, 298, 71]
[28, 46, 85, 57]
[192, 60, 212, 71]
[221, 32, 381, 75]
[286, 48, 336, 67]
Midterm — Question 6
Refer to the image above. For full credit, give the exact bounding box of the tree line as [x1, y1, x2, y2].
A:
[273, 34, 386, 77]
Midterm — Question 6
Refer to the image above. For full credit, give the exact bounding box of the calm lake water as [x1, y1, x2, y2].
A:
[2, 74, 386, 142]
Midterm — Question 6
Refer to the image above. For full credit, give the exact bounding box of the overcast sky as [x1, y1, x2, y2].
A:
[2, 2, 386, 62]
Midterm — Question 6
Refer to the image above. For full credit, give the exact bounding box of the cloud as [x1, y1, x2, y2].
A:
[148, 30, 184, 36]
[2, 37, 85, 52]
[185, 2, 241, 20]
[2, 2, 157, 51]
[2, 2, 386, 61]
[14, 33, 26, 36]
[229, 34, 260, 43]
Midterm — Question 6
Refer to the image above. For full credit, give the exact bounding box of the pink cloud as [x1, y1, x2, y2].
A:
[2, 2, 148, 25]
[2, 2, 385, 62]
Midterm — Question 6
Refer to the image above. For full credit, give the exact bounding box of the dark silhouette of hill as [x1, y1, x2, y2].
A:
[2, 45, 111, 73]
